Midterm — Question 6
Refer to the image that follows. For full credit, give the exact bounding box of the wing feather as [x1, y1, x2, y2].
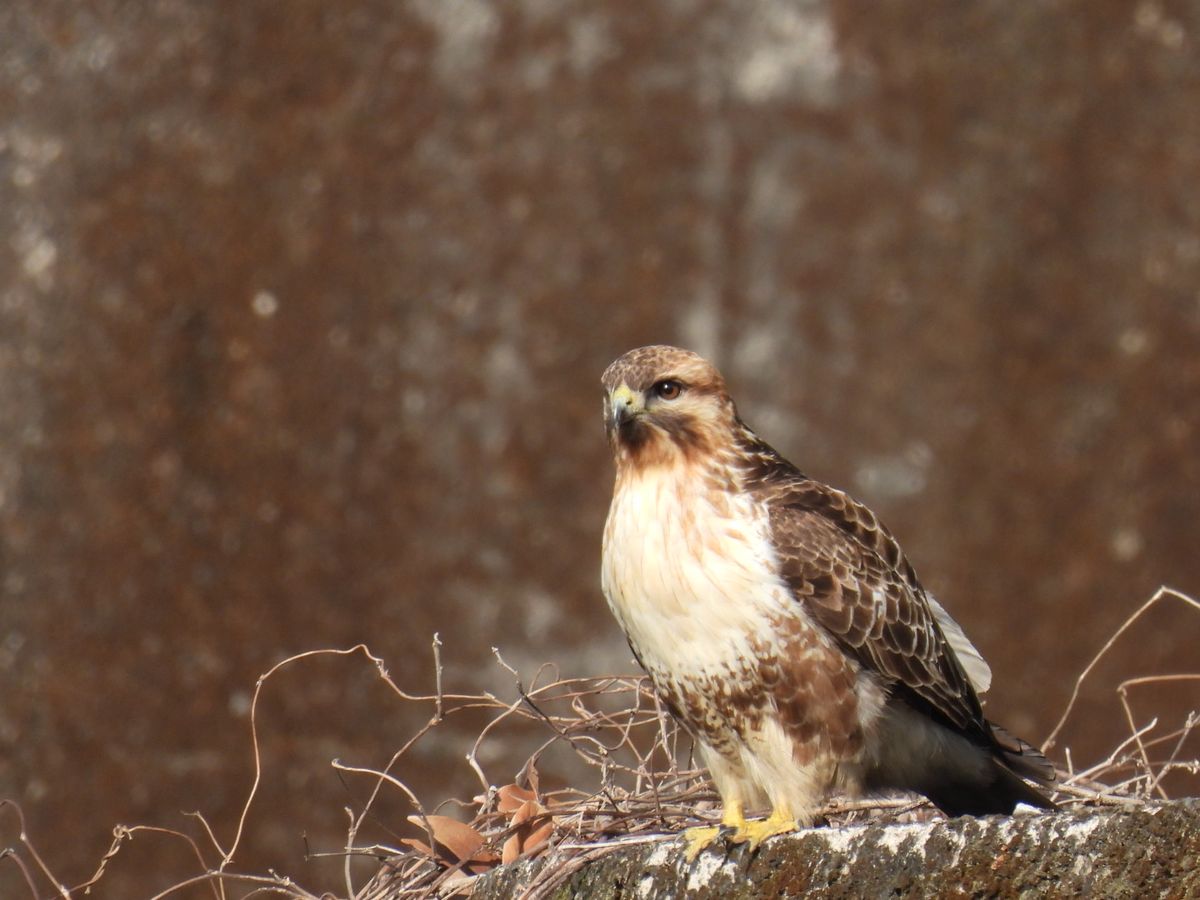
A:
[928, 593, 992, 693]
[756, 472, 990, 740]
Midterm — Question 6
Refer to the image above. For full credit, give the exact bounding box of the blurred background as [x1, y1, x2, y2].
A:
[2, 0, 1199, 895]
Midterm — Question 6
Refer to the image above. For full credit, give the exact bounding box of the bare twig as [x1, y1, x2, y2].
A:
[75, 824, 220, 899]
[0, 800, 69, 898]
[1045, 586, 1199, 750]
[20, 587, 1195, 899]
[0, 846, 40, 899]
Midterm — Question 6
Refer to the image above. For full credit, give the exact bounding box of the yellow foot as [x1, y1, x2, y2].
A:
[728, 811, 797, 852]
[683, 798, 746, 861]
[681, 803, 797, 860]
[682, 824, 725, 862]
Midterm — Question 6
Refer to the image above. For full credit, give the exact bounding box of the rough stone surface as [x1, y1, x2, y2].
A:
[1, 0, 1199, 895]
[472, 801, 1200, 899]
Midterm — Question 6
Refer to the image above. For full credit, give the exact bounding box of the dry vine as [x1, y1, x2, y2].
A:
[1, 588, 1196, 899]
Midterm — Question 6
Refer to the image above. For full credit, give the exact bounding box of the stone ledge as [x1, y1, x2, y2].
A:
[471, 800, 1200, 899]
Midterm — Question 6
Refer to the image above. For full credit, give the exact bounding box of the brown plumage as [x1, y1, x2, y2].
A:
[599, 345, 1054, 854]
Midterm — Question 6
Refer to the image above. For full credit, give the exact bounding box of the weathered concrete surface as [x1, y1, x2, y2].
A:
[473, 802, 1200, 899]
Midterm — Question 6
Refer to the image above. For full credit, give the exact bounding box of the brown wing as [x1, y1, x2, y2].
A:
[744, 447, 989, 741]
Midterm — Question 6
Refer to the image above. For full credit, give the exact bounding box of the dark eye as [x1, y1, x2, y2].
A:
[652, 379, 684, 401]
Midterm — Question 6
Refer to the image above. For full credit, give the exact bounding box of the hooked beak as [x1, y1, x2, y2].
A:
[608, 383, 643, 431]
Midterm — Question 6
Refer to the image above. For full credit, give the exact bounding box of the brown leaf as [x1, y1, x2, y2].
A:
[463, 856, 501, 875]
[496, 783, 538, 814]
[501, 831, 523, 866]
[499, 799, 555, 864]
[523, 817, 554, 856]
[400, 837, 435, 858]
[407, 814, 484, 863]
[515, 757, 542, 797]
[509, 798, 539, 826]
[464, 844, 501, 867]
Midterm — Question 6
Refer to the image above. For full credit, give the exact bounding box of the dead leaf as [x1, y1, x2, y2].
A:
[462, 856, 501, 876]
[500, 798, 555, 864]
[515, 757, 542, 797]
[523, 816, 554, 856]
[509, 799, 539, 827]
[501, 830, 522, 865]
[496, 783, 538, 814]
[401, 837, 435, 858]
[408, 814, 484, 863]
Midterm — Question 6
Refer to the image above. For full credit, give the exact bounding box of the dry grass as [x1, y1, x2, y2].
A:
[2, 587, 1196, 899]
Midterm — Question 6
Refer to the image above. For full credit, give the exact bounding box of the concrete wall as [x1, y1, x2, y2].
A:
[2, 0, 1198, 893]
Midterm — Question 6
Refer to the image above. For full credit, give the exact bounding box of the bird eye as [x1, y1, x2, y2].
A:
[652, 379, 684, 401]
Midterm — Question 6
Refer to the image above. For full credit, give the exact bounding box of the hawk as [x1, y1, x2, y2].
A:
[599, 345, 1054, 856]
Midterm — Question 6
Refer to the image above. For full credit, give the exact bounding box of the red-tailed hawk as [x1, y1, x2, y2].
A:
[600, 345, 1054, 856]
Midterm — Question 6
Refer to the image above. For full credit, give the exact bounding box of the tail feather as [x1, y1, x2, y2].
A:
[989, 722, 1057, 784]
[926, 720, 1057, 817]
[867, 700, 1057, 817]
[926, 758, 1056, 817]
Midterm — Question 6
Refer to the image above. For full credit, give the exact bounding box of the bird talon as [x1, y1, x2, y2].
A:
[681, 824, 724, 862]
[728, 812, 797, 853]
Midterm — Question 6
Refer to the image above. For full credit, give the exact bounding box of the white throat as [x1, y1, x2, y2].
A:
[601, 459, 791, 669]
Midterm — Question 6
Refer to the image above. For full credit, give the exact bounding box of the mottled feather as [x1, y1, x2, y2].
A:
[741, 435, 1053, 784]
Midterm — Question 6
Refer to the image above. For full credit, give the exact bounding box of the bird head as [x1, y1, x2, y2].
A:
[601, 345, 737, 468]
